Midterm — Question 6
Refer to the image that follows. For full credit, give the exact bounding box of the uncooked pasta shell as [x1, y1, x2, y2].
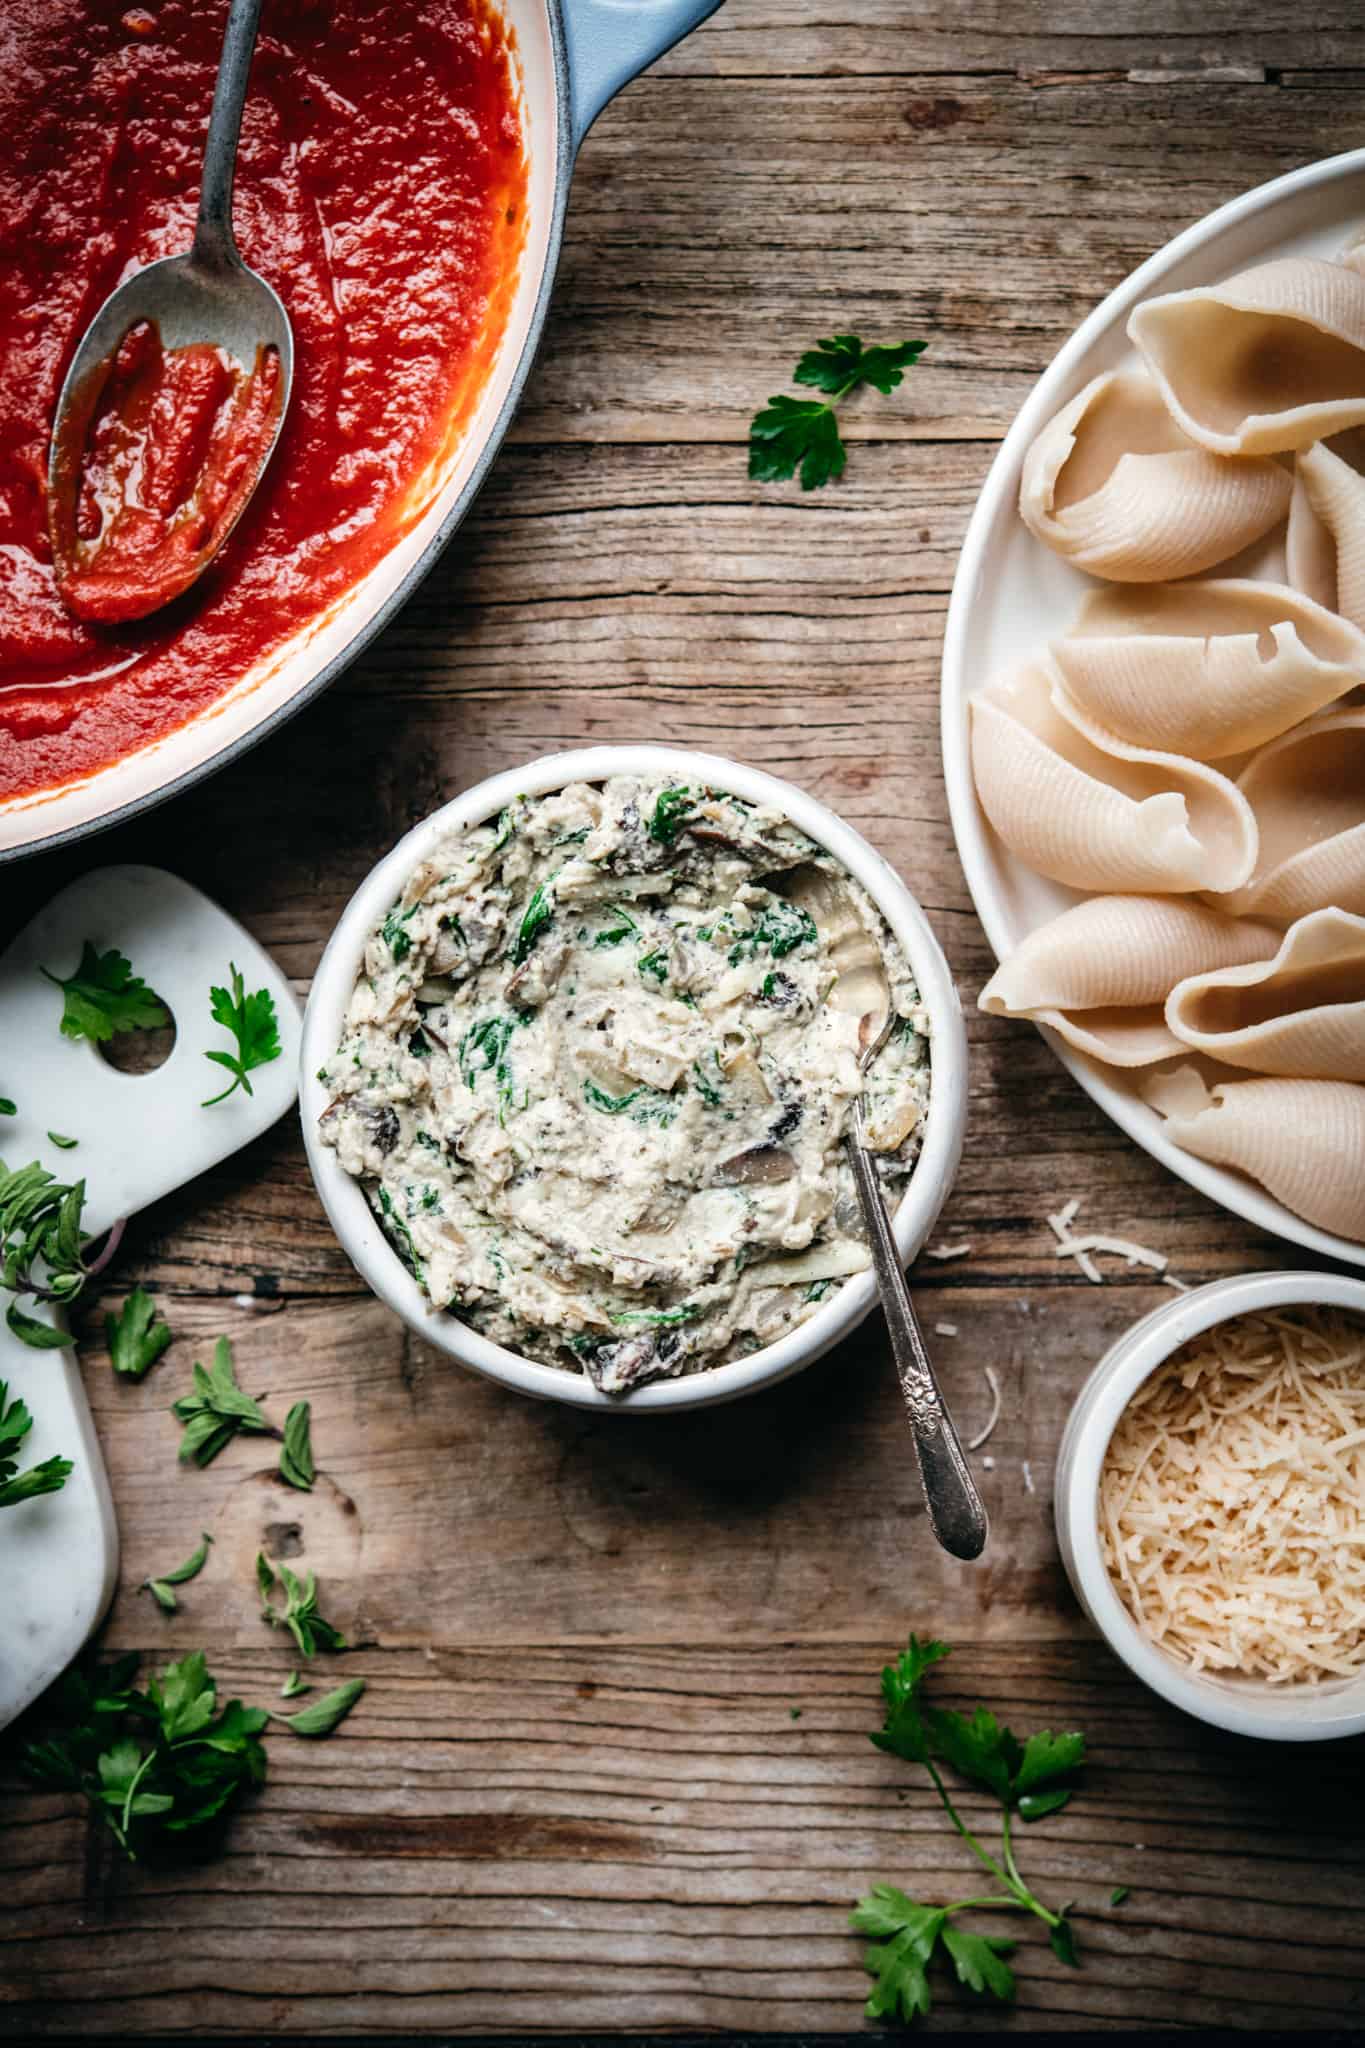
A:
[1018, 368, 1291, 582]
[1216, 707, 1365, 924]
[980, 895, 1281, 1069]
[1153, 1070, 1365, 1241]
[1166, 907, 1365, 1080]
[970, 662, 1259, 894]
[1050, 578, 1365, 759]
[1129, 257, 1365, 455]
[1285, 434, 1365, 631]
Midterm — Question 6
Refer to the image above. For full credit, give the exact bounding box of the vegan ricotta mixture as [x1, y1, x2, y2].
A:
[319, 777, 931, 1391]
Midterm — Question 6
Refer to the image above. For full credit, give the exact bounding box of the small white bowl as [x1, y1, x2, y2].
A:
[1056, 1270, 1365, 1741]
[300, 744, 969, 1411]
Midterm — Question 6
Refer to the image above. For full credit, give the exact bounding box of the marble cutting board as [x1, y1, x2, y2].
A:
[0, 865, 300, 1732]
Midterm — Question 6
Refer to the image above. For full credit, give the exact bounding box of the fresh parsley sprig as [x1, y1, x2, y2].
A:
[852, 1636, 1090, 2022]
[0, 1381, 72, 1508]
[749, 334, 927, 490]
[0, 1158, 89, 1348]
[16, 1650, 268, 1860]
[41, 943, 169, 1045]
[202, 964, 282, 1106]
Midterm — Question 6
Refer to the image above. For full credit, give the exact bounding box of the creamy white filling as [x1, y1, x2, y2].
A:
[319, 776, 930, 1391]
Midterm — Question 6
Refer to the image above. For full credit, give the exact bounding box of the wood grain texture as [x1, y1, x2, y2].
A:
[4, 0, 1365, 2033]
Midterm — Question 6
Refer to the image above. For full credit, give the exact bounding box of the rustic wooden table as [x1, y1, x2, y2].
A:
[6, 0, 1365, 2034]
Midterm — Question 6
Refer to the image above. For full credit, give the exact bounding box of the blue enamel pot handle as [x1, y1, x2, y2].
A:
[561, 0, 724, 149]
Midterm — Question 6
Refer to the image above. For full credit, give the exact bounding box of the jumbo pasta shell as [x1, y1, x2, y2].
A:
[1129, 257, 1365, 455]
[1155, 1071, 1365, 1242]
[970, 662, 1259, 894]
[1019, 368, 1291, 581]
[1050, 578, 1365, 759]
[1217, 708, 1365, 923]
[980, 895, 1281, 1069]
[1285, 434, 1365, 631]
[1166, 907, 1365, 1081]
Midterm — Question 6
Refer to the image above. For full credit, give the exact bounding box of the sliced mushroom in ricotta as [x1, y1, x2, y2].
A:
[319, 777, 931, 1392]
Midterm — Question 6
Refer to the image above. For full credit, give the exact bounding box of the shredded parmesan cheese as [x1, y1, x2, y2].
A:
[1047, 1198, 1168, 1285]
[1100, 1306, 1365, 1685]
[926, 1240, 973, 1261]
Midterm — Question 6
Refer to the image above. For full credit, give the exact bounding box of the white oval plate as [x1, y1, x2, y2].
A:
[941, 147, 1365, 1271]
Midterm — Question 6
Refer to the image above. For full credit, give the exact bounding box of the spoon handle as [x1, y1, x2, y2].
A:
[193, 0, 264, 269]
[845, 1117, 989, 1561]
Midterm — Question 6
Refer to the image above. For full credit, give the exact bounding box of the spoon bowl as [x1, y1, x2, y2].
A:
[45, 0, 292, 622]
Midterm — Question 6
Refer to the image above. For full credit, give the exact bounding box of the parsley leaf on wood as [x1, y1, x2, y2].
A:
[257, 1553, 347, 1658]
[794, 332, 927, 397]
[106, 1287, 173, 1379]
[202, 964, 282, 1106]
[140, 1531, 212, 1613]
[281, 1671, 311, 1699]
[172, 1336, 271, 1466]
[749, 334, 927, 491]
[40, 942, 169, 1045]
[854, 1635, 1096, 2023]
[16, 1650, 267, 1860]
[748, 394, 847, 491]
[0, 1380, 72, 1508]
[278, 1400, 315, 1491]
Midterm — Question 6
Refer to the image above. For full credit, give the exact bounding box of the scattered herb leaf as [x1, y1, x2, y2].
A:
[171, 1336, 271, 1467]
[794, 332, 927, 398]
[47, 1132, 78, 1150]
[1109, 1886, 1130, 1908]
[106, 1287, 173, 1380]
[139, 1531, 213, 1614]
[257, 1554, 347, 1659]
[281, 1671, 311, 1700]
[0, 1099, 14, 1118]
[41, 943, 168, 1045]
[271, 1677, 365, 1737]
[202, 965, 282, 1106]
[278, 1400, 315, 1491]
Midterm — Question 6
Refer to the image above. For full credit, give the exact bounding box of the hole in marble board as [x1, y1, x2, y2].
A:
[96, 996, 176, 1075]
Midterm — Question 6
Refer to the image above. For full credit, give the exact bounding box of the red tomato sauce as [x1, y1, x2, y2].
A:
[51, 329, 284, 625]
[0, 0, 526, 801]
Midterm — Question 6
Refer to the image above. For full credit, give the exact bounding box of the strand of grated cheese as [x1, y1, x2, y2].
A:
[1100, 1306, 1365, 1685]
[1047, 1197, 1169, 1285]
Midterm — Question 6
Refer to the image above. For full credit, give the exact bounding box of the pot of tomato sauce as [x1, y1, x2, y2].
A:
[0, 0, 721, 859]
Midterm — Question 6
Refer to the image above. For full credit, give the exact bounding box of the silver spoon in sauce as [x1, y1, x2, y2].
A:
[46, 0, 293, 624]
[784, 866, 989, 1561]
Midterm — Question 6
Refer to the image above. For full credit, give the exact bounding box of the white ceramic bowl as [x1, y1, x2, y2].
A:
[300, 744, 969, 1411]
[1056, 1270, 1365, 1741]
[941, 147, 1365, 1270]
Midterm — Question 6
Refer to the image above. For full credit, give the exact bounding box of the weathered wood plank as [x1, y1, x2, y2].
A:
[4, 1645, 1363, 2033]
[3, 0, 1362, 2032]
